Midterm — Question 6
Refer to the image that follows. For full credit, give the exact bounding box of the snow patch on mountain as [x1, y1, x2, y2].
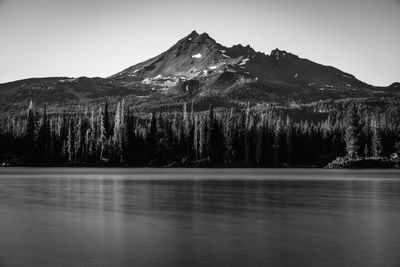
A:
[238, 58, 249, 66]
[142, 75, 180, 89]
[192, 53, 202, 58]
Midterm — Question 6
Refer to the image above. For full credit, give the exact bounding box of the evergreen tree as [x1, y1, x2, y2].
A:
[182, 102, 193, 160]
[225, 109, 234, 165]
[371, 116, 382, 158]
[66, 120, 74, 162]
[89, 110, 97, 159]
[104, 101, 110, 139]
[199, 116, 206, 159]
[147, 112, 157, 162]
[286, 117, 294, 163]
[244, 103, 251, 165]
[395, 125, 400, 155]
[98, 107, 108, 160]
[84, 128, 91, 161]
[345, 104, 362, 158]
[37, 105, 51, 162]
[74, 117, 82, 162]
[193, 114, 199, 160]
[206, 105, 224, 164]
[236, 111, 247, 164]
[206, 105, 214, 162]
[112, 101, 126, 163]
[273, 117, 283, 164]
[25, 100, 36, 162]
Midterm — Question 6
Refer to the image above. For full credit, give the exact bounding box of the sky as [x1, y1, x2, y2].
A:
[0, 0, 399, 86]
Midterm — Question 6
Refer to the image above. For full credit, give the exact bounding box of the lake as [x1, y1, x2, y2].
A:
[0, 168, 400, 267]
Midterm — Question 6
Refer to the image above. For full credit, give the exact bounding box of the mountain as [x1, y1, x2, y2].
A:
[0, 31, 398, 112]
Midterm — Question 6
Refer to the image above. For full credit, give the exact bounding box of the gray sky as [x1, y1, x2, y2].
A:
[0, 0, 399, 86]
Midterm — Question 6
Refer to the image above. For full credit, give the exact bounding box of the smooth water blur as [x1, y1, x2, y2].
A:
[0, 168, 400, 267]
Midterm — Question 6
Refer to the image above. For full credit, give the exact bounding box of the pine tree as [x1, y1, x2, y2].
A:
[244, 103, 251, 165]
[206, 105, 215, 162]
[88, 110, 97, 159]
[147, 112, 157, 162]
[395, 125, 400, 156]
[193, 114, 199, 160]
[183, 102, 189, 135]
[199, 116, 206, 159]
[66, 120, 74, 162]
[236, 111, 247, 164]
[361, 116, 371, 157]
[225, 109, 234, 165]
[286, 117, 294, 163]
[371, 116, 382, 158]
[345, 104, 362, 158]
[74, 117, 82, 162]
[84, 128, 90, 161]
[112, 101, 126, 163]
[255, 124, 262, 165]
[206, 105, 224, 165]
[182, 102, 193, 159]
[37, 105, 51, 162]
[98, 107, 108, 161]
[273, 117, 282, 164]
[25, 100, 36, 162]
[104, 101, 110, 139]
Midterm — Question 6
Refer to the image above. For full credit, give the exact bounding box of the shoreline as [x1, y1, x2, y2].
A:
[1, 155, 399, 169]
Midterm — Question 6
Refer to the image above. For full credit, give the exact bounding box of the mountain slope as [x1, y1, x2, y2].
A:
[109, 30, 396, 103]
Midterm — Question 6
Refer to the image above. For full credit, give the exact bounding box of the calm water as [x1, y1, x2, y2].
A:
[0, 168, 400, 267]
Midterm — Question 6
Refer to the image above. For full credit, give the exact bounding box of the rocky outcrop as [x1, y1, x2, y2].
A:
[326, 154, 399, 169]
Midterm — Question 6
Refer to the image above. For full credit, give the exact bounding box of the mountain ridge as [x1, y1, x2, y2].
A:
[0, 31, 398, 111]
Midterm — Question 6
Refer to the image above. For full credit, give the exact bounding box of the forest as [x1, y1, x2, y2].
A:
[0, 98, 399, 167]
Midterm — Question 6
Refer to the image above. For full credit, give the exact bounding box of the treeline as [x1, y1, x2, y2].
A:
[0, 100, 399, 167]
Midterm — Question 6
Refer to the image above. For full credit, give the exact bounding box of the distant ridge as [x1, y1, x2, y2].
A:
[0, 31, 398, 111]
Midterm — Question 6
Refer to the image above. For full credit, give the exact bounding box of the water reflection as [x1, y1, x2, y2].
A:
[3, 176, 400, 215]
[0, 169, 400, 267]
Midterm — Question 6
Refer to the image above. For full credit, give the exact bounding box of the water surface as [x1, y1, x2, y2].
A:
[0, 168, 400, 267]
